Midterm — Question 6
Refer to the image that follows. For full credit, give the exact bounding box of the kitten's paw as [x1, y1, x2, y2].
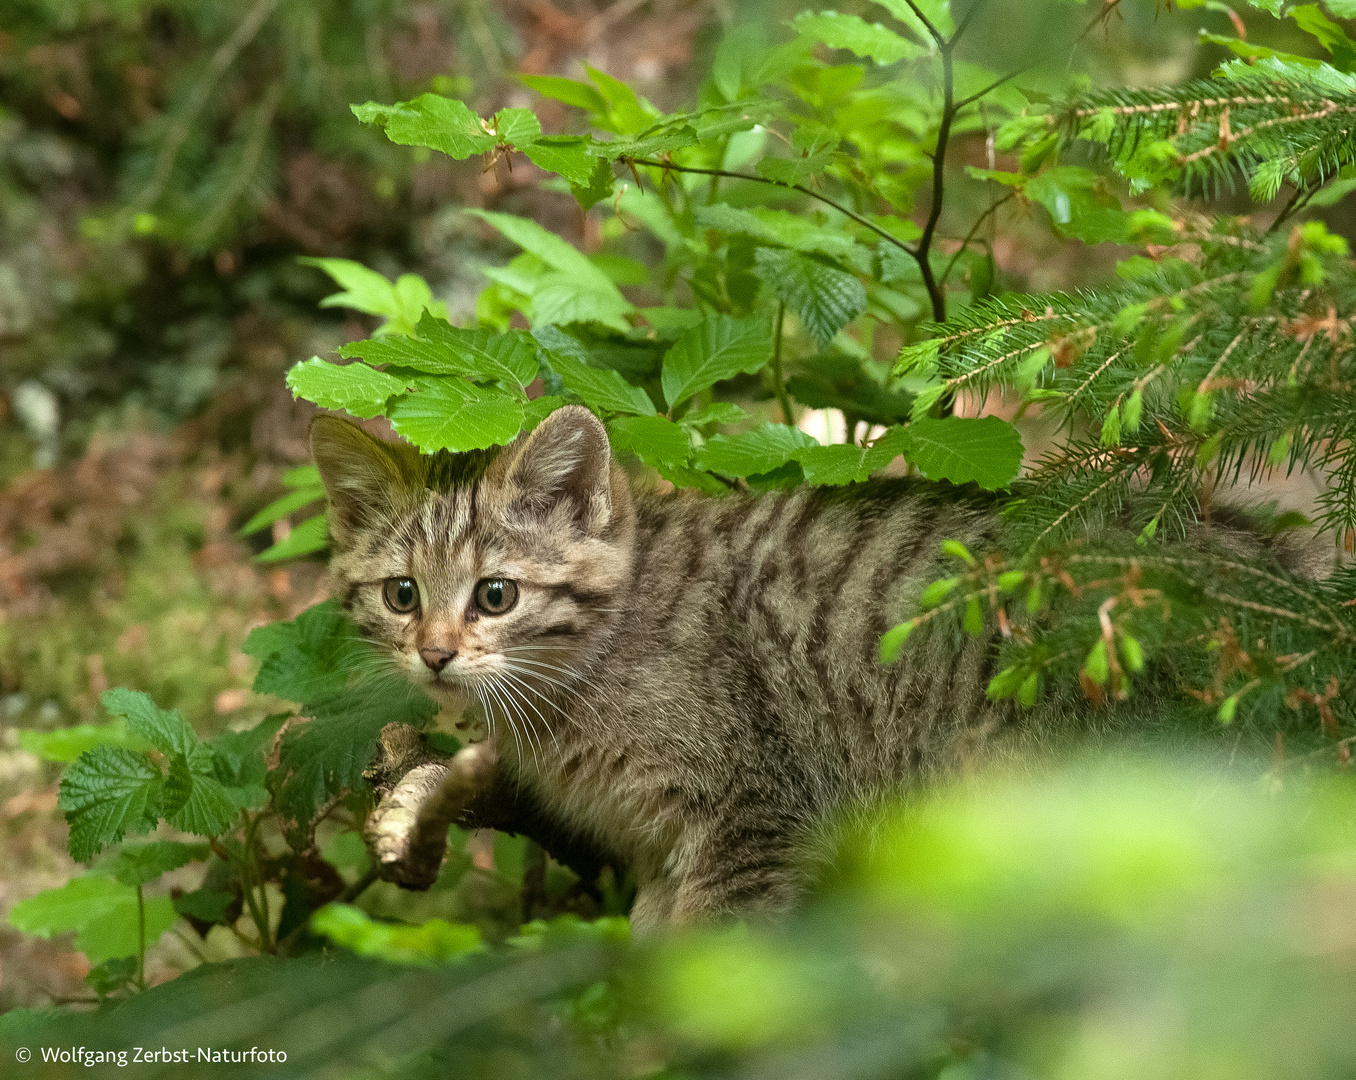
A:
[364, 736, 497, 890]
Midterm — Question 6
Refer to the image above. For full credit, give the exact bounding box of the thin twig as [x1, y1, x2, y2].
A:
[620, 157, 922, 260]
[941, 190, 1015, 286]
[771, 302, 793, 425]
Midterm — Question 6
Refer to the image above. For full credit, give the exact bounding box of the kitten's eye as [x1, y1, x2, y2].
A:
[474, 578, 518, 615]
[383, 578, 420, 614]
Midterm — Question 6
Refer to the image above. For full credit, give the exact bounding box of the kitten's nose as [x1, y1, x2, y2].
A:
[419, 646, 457, 672]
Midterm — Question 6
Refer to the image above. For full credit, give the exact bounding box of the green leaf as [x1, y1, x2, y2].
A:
[695, 423, 818, 478]
[352, 95, 496, 159]
[299, 258, 447, 336]
[58, 746, 162, 862]
[680, 402, 751, 429]
[879, 619, 916, 663]
[919, 577, 961, 608]
[173, 888, 237, 925]
[237, 486, 326, 538]
[568, 155, 616, 211]
[6, 873, 177, 964]
[286, 358, 414, 420]
[311, 904, 482, 966]
[904, 416, 1024, 490]
[105, 841, 208, 887]
[542, 349, 655, 416]
[254, 514, 329, 564]
[271, 687, 437, 828]
[414, 316, 541, 386]
[754, 249, 867, 346]
[694, 204, 865, 264]
[244, 600, 373, 705]
[756, 151, 835, 185]
[168, 771, 238, 839]
[342, 317, 540, 387]
[517, 74, 609, 116]
[1024, 167, 1134, 244]
[607, 415, 691, 468]
[388, 378, 525, 452]
[19, 721, 150, 763]
[465, 209, 623, 301]
[793, 11, 923, 63]
[794, 443, 872, 485]
[522, 135, 597, 186]
[492, 106, 541, 148]
[101, 689, 198, 760]
[661, 315, 774, 407]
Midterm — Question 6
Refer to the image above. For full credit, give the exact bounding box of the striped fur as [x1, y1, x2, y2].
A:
[312, 407, 1024, 931]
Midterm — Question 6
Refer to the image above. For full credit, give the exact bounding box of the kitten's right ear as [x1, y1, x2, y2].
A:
[309, 417, 420, 538]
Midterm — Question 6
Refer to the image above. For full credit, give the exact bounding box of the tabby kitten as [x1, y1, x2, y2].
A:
[312, 406, 1039, 931]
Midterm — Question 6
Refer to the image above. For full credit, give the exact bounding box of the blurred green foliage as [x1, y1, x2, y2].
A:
[6, 758, 1356, 1079]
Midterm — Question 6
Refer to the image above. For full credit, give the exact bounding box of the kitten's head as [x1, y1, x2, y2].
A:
[310, 406, 634, 711]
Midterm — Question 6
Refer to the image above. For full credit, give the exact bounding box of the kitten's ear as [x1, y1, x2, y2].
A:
[491, 406, 614, 532]
[309, 416, 421, 538]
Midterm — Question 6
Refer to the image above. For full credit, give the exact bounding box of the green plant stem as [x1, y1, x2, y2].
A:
[240, 812, 272, 952]
[772, 302, 794, 425]
[136, 883, 146, 991]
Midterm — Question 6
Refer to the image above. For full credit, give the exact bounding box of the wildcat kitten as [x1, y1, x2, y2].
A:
[311, 406, 1047, 930]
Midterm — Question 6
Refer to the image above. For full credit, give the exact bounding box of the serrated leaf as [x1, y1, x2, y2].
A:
[286, 359, 414, 420]
[568, 154, 616, 211]
[679, 402, 751, 428]
[607, 415, 691, 468]
[542, 349, 655, 416]
[106, 841, 208, 887]
[754, 248, 867, 346]
[794, 443, 871, 485]
[389, 378, 525, 452]
[414, 316, 540, 385]
[237, 486, 325, 538]
[793, 11, 924, 63]
[353, 95, 496, 159]
[903, 416, 1024, 490]
[101, 689, 198, 760]
[522, 136, 597, 185]
[243, 600, 373, 705]
[341, 318, 539, 387]
[58, 746, 162, 862]
[7, 873, 178, 964]
[168, 773, 238, 839]
[695, 423, 818, 477]
[255, 514, 328, 564]
[271, 687, 437, 828]
[661, 315, 774, 407]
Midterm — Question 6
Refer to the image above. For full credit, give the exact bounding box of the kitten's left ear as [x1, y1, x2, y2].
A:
[491, 406, 614, 532]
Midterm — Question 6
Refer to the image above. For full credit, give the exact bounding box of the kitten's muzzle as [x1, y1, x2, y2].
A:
[419, 646, 457, 672]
